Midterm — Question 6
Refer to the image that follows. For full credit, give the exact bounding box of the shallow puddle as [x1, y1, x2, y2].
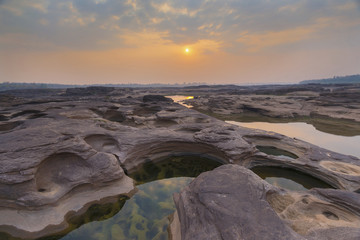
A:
[256, 145, 298, 159]
[251, 166, 333, 191]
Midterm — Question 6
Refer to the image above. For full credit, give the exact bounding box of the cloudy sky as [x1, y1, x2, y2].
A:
[1, 0, 360, 85]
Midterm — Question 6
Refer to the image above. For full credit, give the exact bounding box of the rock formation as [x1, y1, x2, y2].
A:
[183, 84, 360, 136]
[0, 86, 359, 239]
[171, 165, 360, 240]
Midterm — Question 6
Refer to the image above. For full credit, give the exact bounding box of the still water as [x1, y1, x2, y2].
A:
[256, 145, 298, 159]
[251, 166, 333, 191]
[61, 178, 192, 240]
[58, 156, 222, 240]
[167, 95, 359, 158]
[227, 121, 360, 158]
[166, 96, 193, 108]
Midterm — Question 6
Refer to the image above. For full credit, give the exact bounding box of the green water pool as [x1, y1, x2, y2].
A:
[60, 177, 192, 240]
[57, 155, 223, 240]
[256, 145, 298, 159]
[251, 166, 334, 191]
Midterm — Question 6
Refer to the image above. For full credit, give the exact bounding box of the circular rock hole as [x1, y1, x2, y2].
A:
[251, 166, 334, 191]
[0, 121, 22, 132]
[302, 198, 309, 204]
[320, 161, 360, 177]
[35, 153, 91, 193]
[323, 211, 339, 221]
[84, 134, 120, 153]
[128, 155, 224, 185]
[256, 145, 298, 159]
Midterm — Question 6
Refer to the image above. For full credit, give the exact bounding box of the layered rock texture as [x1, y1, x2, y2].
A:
[183, 84, 360, 136]
[0, 85, 359, 239]
[171, 165, 360, 240]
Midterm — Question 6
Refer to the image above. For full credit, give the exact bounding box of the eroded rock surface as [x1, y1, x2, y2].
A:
[171, 165, 360, 240]
[0, 86, 359, 239]
[183, 84, 360, 136]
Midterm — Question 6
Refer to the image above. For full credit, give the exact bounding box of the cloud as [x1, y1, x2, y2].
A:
[0, 0, 49, 15]
[278, 2, 303, 13]
[150, 17, 164, 24]
[39, 18, 49, 26]
[335, 2, 357, 10]
[125, 0, 137, 10]
[0, 33, 57, 50]
[237, 26, 317, 52]
[355, 0, 360, 9]
[1, 4, 23, 15]
[94, 0, 107, 4]
[189, 39, 223, 54]
[119, 30, 172, 48]
[1, 0, 359, 56]
[57, 2, 96, 26]
[152, 2, 198, 17]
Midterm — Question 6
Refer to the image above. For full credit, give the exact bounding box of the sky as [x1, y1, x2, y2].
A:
[1, 0, 360, 85]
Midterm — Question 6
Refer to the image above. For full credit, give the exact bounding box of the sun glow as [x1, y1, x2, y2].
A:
[185, 48, 190, 53]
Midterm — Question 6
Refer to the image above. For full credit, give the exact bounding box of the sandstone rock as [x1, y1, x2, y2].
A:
[173, 165, 304, 240]
[143, 94, 173, 102]
[0, 87, 359, 239]
[183, 84, 360, 136]
[172, 165, 360, 240]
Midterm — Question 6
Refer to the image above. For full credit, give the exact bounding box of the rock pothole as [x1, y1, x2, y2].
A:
[256, 145, 299, 159]
[11, 110, 46, 119]
[251, 166, 334, 191]
[0, 121, 22, 132]
[320, 161, 360, 176]
[60, 109, 99, 119]
[267, 192, 360, 236]
[153, 119, 178, 127]
[103, 110, 126, 123]
[35, 153, 91, 194]
[84, 134, 121, 154]
[244, 135, 306, 157]
[133, 105, 162, 116]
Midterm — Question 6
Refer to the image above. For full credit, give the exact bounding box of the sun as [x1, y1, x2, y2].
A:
[185, 48, 190, 54]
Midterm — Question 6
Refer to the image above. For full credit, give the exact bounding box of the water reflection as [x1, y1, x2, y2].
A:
[256, 145, 298, 159]
[166, 96, 193, 108]
[57, 156, 222, 240]
[251, 166, 333, 191]
[129, 155, 223, 185]
[227, 121, 360, 158]
[61, 178, 192, 240]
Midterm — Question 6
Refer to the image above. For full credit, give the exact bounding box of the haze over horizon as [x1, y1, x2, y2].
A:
[1, 0, 360, 85]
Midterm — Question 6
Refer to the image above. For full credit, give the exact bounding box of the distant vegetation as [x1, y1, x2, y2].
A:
[0, 82, 207, 92]
[300, 74, 360, 84]
[0, 82, 75, 91]
[2, 74, 359, 92]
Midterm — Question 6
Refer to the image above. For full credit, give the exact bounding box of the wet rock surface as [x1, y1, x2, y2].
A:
[0, 86, 359, 239]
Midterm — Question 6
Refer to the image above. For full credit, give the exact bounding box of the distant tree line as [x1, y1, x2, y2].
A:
[0, 82, 207, 92]
[300, 74, 360, 84]
[0, 82, 77, 91]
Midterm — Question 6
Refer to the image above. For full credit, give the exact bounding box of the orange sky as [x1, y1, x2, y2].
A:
[1, 0, 360, 84]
